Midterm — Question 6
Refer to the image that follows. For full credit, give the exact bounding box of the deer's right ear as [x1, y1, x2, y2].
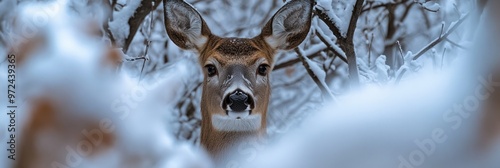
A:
[259, 0, 313, 50]
[163, 0, 211, 51]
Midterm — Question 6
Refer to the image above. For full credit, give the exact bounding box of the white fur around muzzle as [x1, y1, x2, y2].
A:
[211, 113, 261, 132]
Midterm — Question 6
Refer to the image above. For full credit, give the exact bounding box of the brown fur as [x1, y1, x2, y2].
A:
[199, 36, 276, 67]
[199, 37, 272, 161]
[15, 97, 116, 168]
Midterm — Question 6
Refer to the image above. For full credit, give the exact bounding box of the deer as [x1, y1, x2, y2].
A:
[163, 0, 314, 160]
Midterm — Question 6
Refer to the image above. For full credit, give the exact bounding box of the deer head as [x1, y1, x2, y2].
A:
[163, 0, 313, 159]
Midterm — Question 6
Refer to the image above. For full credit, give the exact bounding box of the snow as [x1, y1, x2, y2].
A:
[109, 0, 142, 47]
[1, 0, 498, 167]
[374, 55, 390, 82]
[0, 1, 210, 167]
[315, 23, 347, 58]
[244, 45, 500, 168]
[315, 0, 346, 37]
[317, 0, 333, 12]
[423, 1, 441, 12]
[0, 0, 14, 56]
[305, 55, 326, 85]
[297, 47, 336, 101]
[303, 43, 328, 56]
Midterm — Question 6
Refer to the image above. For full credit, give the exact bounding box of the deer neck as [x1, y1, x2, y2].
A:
[200, 107, 267, 160]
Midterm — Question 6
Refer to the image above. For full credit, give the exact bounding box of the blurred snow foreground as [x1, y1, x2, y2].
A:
[0, 0, 499, 168]
[0, 0, 210, 168]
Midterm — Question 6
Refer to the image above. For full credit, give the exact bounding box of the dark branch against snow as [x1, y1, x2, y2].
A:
[294, 47, 336, 102]
[122, 0, 162, 53]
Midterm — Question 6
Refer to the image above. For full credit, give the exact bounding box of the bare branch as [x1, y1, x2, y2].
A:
[273, 45, 328, 71]
[314, 0, 365, 88]
[122, 1, 157, 81]
[445, 38, 467, 50]
[314, 8, 344, 40]
[368, 33, 374, 67]
[339, 0, 365, 88]
[396, 41, 404, 62]
[413, 13, 470, 60]
[347, 0, 365, 42]
[122, 0, 162, 53]
[273, 52, 323, 71]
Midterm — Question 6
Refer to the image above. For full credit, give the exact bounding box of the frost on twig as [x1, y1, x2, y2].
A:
[294, 47, 336, 102]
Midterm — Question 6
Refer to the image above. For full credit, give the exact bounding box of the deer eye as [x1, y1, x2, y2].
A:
[257, 64, 269, 76]
[205, 64, 217, 77]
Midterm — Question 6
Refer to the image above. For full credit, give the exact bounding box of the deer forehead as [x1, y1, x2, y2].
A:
[201, 38, 274, 66]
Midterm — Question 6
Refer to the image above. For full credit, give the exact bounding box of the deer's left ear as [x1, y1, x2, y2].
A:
[259, 0, 314, 50]
[163, 0, 212, 51]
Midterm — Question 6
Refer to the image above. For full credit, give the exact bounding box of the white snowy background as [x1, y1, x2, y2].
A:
[0, 0, 499, 168]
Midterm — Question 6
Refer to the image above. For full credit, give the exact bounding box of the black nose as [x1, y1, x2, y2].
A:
[225, 90, 250, 112]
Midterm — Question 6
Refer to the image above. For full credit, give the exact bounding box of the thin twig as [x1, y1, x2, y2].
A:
[395, 68, 407, 84]
[396, 41, 405, 62]
[368, 33, 374, 67]
[138, 1, 156, 81]
[444, 38, 467, 49]
[272, 73, 308, 88]
[273, 52, 324, 71]
[125, 57, 148, 62]
[413, 13, 470, 60]
[439, 22, 445, 38]
[453, 3, 461, 16]
[273, 44, 328, 70]
[139, 43, 150, 81]
[400, 2, 415, 22]
[180, 81, 203, 102]
[326, 54, 337, 73]
[136, 19, 153, 80]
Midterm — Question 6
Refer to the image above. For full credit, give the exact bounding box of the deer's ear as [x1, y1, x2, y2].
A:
[260, 0, 314, 50]
[164, 0, 211, 51]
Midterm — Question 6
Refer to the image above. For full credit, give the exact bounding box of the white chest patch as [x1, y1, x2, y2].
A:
[211, 114, 262, 132]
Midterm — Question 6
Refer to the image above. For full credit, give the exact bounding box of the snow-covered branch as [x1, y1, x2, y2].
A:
[314, 7, 344, 40]
[315, 27, 347, 63]
[294, 47, 336, 101]
[314, 0, 365, 88]
[109, 0, 162, 53]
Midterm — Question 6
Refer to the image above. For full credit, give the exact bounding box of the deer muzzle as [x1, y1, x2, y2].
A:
[223, 89, 255, 119]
